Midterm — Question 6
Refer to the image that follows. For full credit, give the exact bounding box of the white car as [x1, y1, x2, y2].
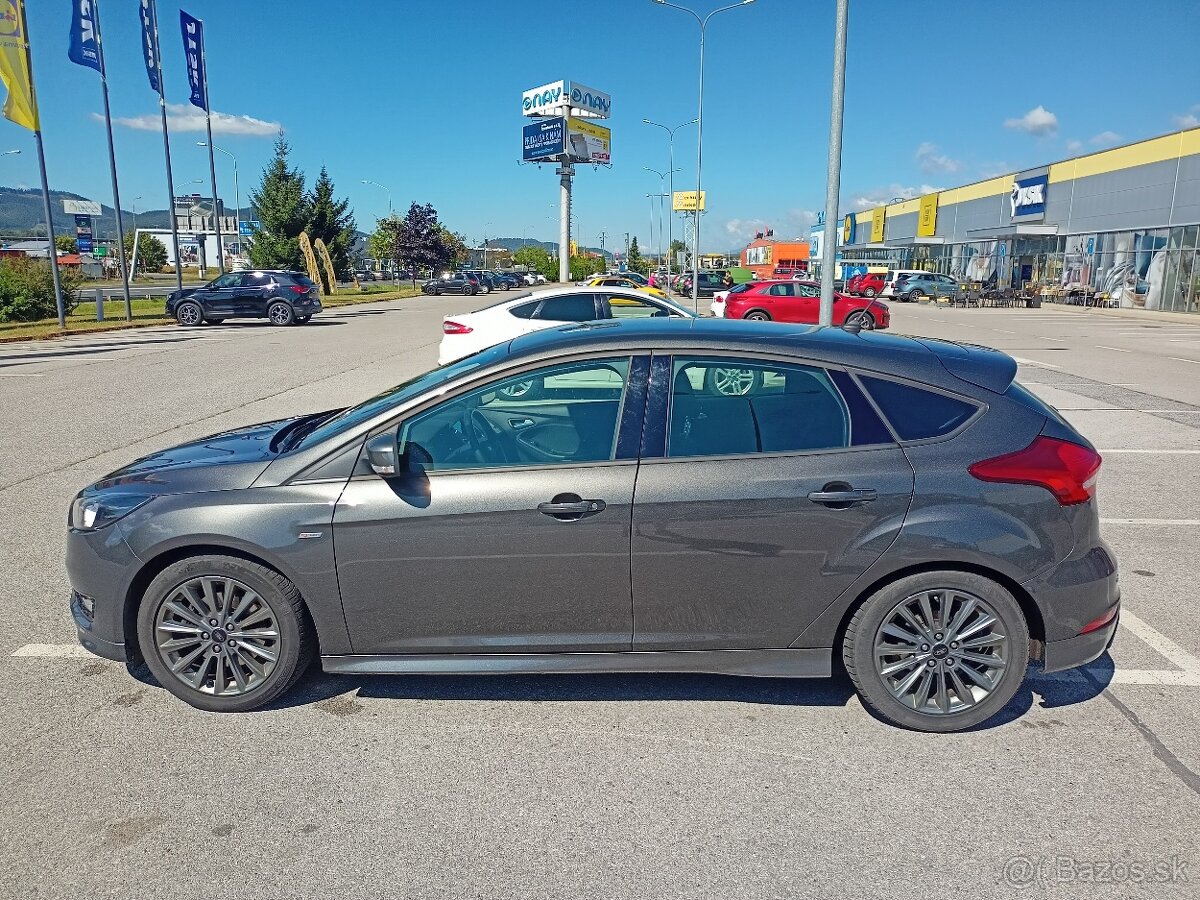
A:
[520, 272, 547, 286]
[438, 286, 695, 366]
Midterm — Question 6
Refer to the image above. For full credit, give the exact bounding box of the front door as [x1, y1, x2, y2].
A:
[631, 354, 914, 650]
[333, 355, 648, 655]
[201, 272, 241, 318]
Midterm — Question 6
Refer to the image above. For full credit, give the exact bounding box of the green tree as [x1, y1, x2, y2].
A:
[247, 136, 308, 271]
[0, 257, 80, 322]
[368, 216, 398, 269]
[55, 235, 78, 254]
[627, 236, 646, 274]
[385, 202, 450, 277]
[439, 226, 468, 271]
[568, 254, 606, 281]
[122, 232, 168, 274]
[513, 244, 556, 280]
[305, 166, 356, 279]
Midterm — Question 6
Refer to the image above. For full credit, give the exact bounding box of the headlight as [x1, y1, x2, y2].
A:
[70, 494, 154, 531]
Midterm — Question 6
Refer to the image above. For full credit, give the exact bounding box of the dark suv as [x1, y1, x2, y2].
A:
[678, 272, 728, 298]
[168, 271, 321, 326]
[423, 273, 482, 295]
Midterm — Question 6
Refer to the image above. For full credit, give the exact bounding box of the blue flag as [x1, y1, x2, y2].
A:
[180, 10, 206, 110]
[68, 0, 102, 72]
[138, 0, 160, 92]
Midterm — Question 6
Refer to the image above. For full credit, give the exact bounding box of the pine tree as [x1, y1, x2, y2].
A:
[247, 136, 308, 271]
[305, 166, 356, 279]
[627, 236, 644, 273]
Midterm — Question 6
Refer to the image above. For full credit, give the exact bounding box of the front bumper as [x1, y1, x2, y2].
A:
[66, 524, 141, 662]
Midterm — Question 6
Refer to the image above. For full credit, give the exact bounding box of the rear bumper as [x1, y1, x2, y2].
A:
[1024, 542, 1120, 672]
[1043, 605, 1119, 673]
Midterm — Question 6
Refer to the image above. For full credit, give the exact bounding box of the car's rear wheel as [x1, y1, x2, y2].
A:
[175, 301, 203, 326]
[744, 309, 772, 321]
[136, 555, 314, 713]
[465, 286, 476, 295]
[846, 310, 876, 330]
[703, 366, 763, 396]
[843, 571, 1029, 732]
[267, 301, 295, 326]
[864, 287, 877, 297]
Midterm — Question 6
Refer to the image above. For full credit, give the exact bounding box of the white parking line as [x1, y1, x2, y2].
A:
[1120, 610, 1200, 672]
[1012, 357, 1062, 369]
[11, 644, 91, 658]
[1100, 518, 1200, 525]
[1095, 345, 1131, 353]
[1168, 356, 1200, 364]
[0, 373, 45, 377]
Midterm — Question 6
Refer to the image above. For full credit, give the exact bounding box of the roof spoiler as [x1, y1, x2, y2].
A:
[910, 337, 1018, 393]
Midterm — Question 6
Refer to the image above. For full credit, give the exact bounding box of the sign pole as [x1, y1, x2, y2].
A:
[196, 19, 224, 274]
[819, 0, 849, 326]
[91, 0, 133, 321]
[557, 155, 572, 283]
[147, 0, 183, 292]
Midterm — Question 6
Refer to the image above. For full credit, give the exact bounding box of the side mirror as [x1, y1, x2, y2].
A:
[365, 432, 399, 477]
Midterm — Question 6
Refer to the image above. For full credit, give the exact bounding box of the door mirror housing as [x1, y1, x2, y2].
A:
[365, 432, 399, 477]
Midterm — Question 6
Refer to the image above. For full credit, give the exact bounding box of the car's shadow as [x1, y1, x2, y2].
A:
[126, 653, 1116, 729]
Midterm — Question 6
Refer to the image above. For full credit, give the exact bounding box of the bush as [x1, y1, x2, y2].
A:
[0, 256, 80, 322]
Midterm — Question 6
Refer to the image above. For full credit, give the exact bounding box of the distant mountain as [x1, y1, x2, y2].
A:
[484, 237, 611, 259]
[0, 186, 246, 238]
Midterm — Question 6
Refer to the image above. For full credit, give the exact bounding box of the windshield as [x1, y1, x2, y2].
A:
[291, 343, 510, 451]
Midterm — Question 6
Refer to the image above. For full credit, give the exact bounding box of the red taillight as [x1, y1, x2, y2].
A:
[1079, 606, 1118, 635]
[289, 285, 307, 294]
[969, 436, 1101, 505]
[443, 320, 472, 334]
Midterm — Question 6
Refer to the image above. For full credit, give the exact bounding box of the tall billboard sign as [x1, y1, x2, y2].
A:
[523, 116, 566, 161]
[672, 191, 706, 212]
[74, 214, 94, 254]
[522, 80, 610, 119]
[567, 118, 610, 164]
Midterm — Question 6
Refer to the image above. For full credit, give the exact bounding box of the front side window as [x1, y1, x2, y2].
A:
[211, 273, 240, 289]
[667, 357, 853, 459]
[400, 358, 632, 472]
[533, 294, 598, 322]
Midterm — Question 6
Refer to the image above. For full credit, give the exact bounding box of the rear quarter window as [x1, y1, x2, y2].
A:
[859, 375, 979, 441]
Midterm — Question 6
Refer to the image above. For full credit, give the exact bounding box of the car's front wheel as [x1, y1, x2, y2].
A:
[843, 571, 1029, 732]
[136, 555, 314, 712]
[174, 301, 203, 326]
[268, 301, 295, 326]
[845, 310, 876, 329]
[906, 289, 924, 302]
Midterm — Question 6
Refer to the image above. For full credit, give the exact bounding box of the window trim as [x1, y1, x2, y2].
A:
[643, 350, 900, 465]
[352, 350, 651, 479]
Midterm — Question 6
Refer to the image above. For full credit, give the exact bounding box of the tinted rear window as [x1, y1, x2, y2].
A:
[509, 301, 538, 319]
[287, 274, 317, 288]
[860, 375, 978, 441]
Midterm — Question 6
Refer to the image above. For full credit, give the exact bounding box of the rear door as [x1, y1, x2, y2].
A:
[236, 272, 273, 315]
[631, 353, 914, 650]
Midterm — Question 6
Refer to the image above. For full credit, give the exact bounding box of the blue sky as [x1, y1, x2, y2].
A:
[9, 0, 1200, 253]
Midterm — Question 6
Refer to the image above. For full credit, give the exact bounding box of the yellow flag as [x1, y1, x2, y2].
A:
[0, 0, 39, 131]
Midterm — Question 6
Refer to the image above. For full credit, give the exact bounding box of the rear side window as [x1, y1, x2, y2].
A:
[535, 294, 598, 322]
[286, 274, 317, 288]
[860, 375, 978, 441]
[508, 301, 538, 319]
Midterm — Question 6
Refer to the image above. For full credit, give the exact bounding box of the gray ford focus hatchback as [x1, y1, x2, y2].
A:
[67, 318, 1118, 731]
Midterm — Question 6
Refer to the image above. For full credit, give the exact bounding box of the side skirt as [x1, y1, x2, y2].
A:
[321, 648, 831, 679]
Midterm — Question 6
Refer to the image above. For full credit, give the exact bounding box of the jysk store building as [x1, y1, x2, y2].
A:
[837, 127, 1200, 313]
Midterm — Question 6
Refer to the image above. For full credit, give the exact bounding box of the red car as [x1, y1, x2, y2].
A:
[716, 280, 889, 329]
[853, 272, 886, 297]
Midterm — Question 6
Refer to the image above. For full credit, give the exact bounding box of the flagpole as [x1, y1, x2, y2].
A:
[197, 19, 224, 275]
[148, 0, 183, 292]
[16, 0, 65, 326]
[90, 0, 132, 321]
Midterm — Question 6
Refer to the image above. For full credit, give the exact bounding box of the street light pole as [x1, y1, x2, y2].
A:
[819, 0, 850, 326]
[361, 179, 392, 218]
[198, 142, 239, 255]
[644, 166, 678, 273]
[654, 0, 755, 310]
[644, 119, 696, 294]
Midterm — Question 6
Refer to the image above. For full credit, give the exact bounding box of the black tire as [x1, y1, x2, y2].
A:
[295, 315, 312, 324]
[136, 554, 315, 713]
[906, 289, 924, 302]
[703, 366, 764, 396]
[174, 301, 203, 326]
[267, 301, 295, 326]
[845, 310, 876, 330]
[842, 570, 1029, 732]
[465, 285, 477, 296]
[743, 309, 772, 321]
[863, 287, 877, 297]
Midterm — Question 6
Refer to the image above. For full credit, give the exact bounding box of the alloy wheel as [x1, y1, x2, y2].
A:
[847, 311, 875, 330]
[268, 303, 293, 325]
[154, 575, 280, 697]
[176, 303, 201, 326]
[710, 367, 757, 396]
[872, 588, 1009, 716]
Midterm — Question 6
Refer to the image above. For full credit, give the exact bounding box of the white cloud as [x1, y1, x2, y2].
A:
[915, 142, 963, 174]
[724, 218, 771, 242]
[1090, 130, 1122, 146]
[1065, 140, 1083, 153]
[849, 184, 942, 210]
[99, 103, 281, 136]
[788, 208, 819, 228]
[1004, 105, 1058, 136]
[1173, 105, 1200, 129]
[979, 163, 1013, 178]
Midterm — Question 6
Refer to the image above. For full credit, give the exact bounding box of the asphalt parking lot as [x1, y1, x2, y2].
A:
[2, 294, 1198, 899]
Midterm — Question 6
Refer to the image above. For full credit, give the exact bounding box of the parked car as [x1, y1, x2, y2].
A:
[772, 266, 807, 279]
[423, 273, 481, 296]
[167, 270, 322, 326]
[520, 272, 547, 286]
[879, 269, 932, 299]
[67, 317, 1116, 731]
[582, 275, 668, 298]
[491, 272, 523, 290]
[676, 271, 728, 298]
[438, 286, 693, 365]
[712, 280, 890, 329]
[889, 271, 961, 301]
[848, 272, 886, 297]
[618, 271, 651, 287]
[353, 269, 377, 282]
